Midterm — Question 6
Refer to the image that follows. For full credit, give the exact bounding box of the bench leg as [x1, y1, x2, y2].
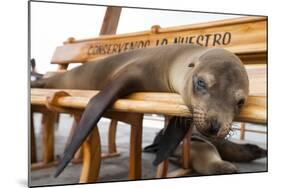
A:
[240, 123, 246, 140]
[154, 116, 170, 178]
[128, 114, 143, 180]
[104, 112, 144, 179]
[181, 124, 193, 169]
[99, 119, 121, 159]
[156, 160, 168, 178]
[108, 119, 118, 154]
[79, 126, 101, 183]
[42, 111, 56, 163]
[31, 112, 37, 163]
[64, 115, 84, 164]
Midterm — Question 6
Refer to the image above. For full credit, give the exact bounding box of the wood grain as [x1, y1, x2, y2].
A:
[42, 111, 56, 163]
[182, 124, 194, 169]
[108, 119, 118, 154]
[99, 7, 122, 35]
[79, 126, 101, 183]
[156, 160, 168, 178]
[128, 114, 143, 179]
[31, 89, 266, 124]
[51, 16, 266, 65]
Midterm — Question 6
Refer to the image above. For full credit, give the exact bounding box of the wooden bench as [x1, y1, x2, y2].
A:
[30, 15, 267, 182]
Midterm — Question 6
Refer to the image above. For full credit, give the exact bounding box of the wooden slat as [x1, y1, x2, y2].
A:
[51, 16, 266, 64]
[31, 161, 59, 171]
[99, 7, 122, 35]
[239, 52, 266, 65]
[31, 89, 266, 124]
[246, 64, 267, 96]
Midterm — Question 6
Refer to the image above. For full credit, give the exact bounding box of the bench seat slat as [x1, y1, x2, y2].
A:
[31, 89, 266, 124]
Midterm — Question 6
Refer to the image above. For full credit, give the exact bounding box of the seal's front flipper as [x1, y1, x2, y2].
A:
[54, 75, 140, 178]
[143, 129, 165, 153]
[153, 117, 192, 166]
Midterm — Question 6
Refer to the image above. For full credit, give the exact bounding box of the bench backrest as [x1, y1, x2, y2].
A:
[50, 16, 267, 96]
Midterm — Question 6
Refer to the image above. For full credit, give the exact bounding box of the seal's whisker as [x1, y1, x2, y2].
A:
[223, 124, 234, 140]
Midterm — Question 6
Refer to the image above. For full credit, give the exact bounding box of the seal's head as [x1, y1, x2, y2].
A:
[184, 48, 249, 138]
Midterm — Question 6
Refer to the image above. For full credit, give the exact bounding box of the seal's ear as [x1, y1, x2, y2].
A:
[153, 117, 192, 166]
[188, 62, 195, 67]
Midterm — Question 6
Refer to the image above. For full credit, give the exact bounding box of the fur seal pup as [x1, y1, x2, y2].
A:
[144, 116, 267, 175]
[31, 44, 249, 177]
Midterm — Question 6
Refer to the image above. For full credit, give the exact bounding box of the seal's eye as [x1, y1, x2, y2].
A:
[197, 79, 205, 87]
[196, 78, 206, 90]
[237, 99, 245, 109]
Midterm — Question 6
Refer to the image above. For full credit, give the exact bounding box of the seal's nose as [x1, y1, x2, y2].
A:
[209, 120, 220, 135]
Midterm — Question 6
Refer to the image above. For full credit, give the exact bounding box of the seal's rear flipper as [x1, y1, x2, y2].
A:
[153, 117, 192, 166]
[54, 75, 140, 178]
[211, 139, 267, 162]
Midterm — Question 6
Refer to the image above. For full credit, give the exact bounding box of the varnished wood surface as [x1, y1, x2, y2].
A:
[31, 89, 266, 124]
[42, 111, 56, 163]
[99, 7, 122, 35]
[128, 114, 143, 179]
[51, 16, 266, 65]
[79, 126, 101, 183]
[156, 160, 168, 178]
[182, 124, 194, 169]
[108, 119, 118, 154]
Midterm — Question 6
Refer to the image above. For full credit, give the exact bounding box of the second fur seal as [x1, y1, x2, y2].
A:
[31, 44, 249, 177]
[143, 116, 267, 174]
